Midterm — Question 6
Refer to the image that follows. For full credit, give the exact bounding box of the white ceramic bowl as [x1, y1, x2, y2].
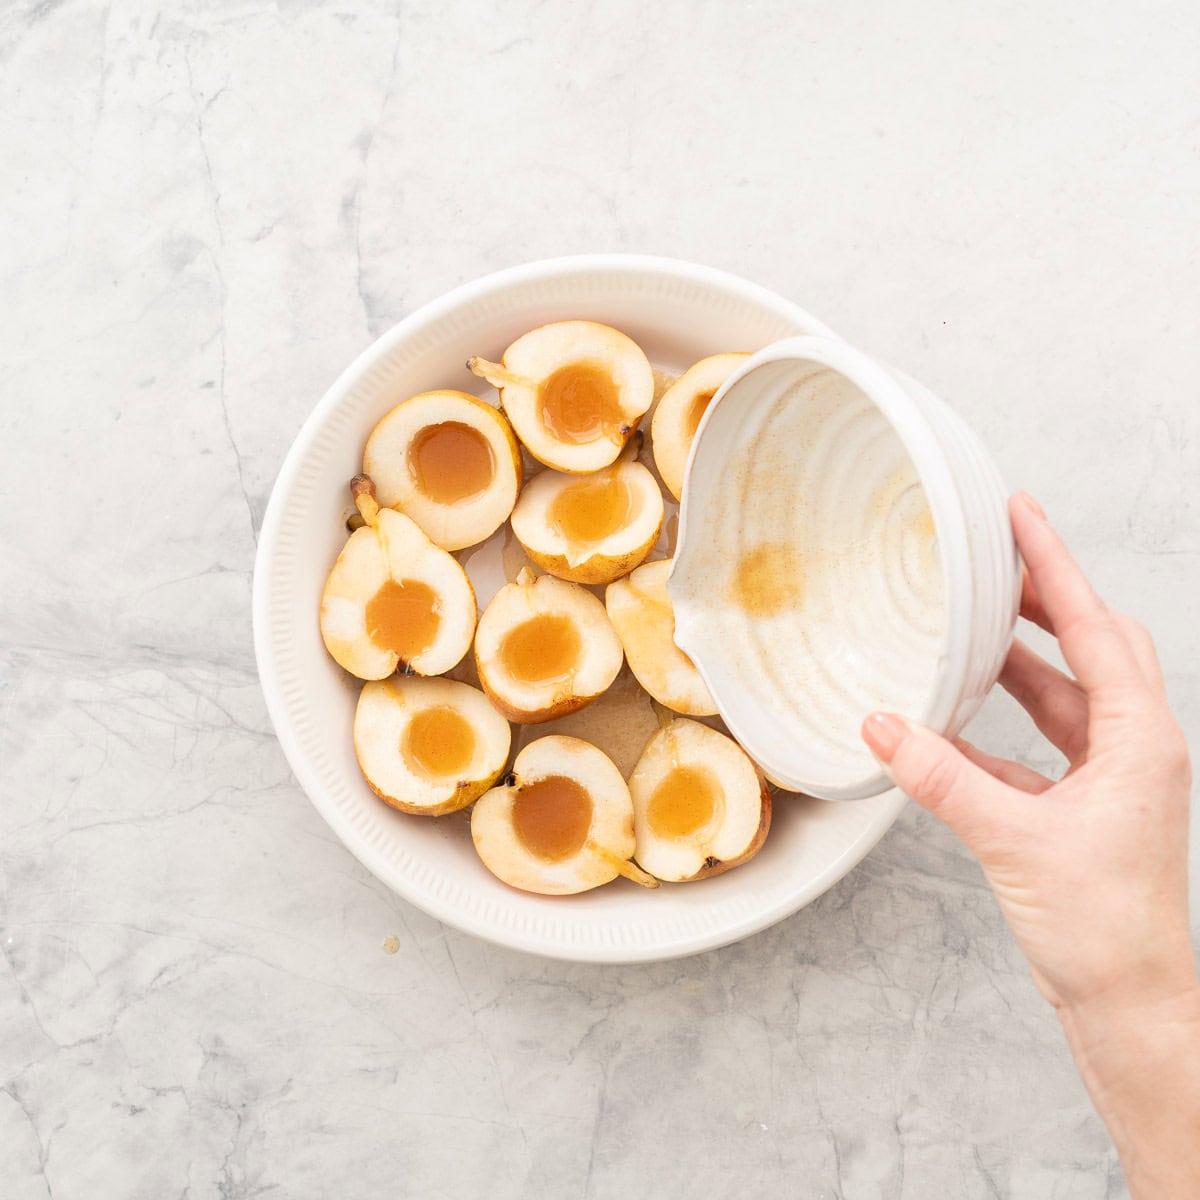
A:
[672, 336, 1021, 801]
[253, 255, 911, 963]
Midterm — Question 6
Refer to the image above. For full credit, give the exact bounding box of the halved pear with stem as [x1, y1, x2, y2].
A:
[471, 735, 657, 894]
[630, 719, 771, 882]
[362, 389, 522, 551]
[510, 458, 664, 585]
[320, 476, 476, 679]
[354, 676, 511, 815]
[468, 321, 654, 473]
[474, 568, 623, 723]
[651, 353, 750, 500]
[605, 559, 717, 716]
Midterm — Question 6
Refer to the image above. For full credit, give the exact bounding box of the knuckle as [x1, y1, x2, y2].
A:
[1120, 614, 1146, 638]
[1125, 714, 1192, 779]
[1115, 612, 1152, 647]
[1163, 728, 1193, 777]
[1135, 629, 1161, 664]
[905, 749, 961, 811]
[1084, 611, 1123, 641]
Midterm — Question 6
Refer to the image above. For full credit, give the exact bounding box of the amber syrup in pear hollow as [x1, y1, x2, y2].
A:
[550, 472, 634, 544]
[512, 775, 594, 861]
[366, 579, 441, 660]
[409, 421, 496, 504]
[647, 764, 722, 841]
[402, 705, 477, 780]
[499, 614, 581, 687]
[537, 361, 626, 444]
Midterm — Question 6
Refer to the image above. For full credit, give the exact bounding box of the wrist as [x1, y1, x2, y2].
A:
[1059, 977, 1200, 1198]
[1060, 977, 1200, 1065]
[1055, 925, 1200, 1040]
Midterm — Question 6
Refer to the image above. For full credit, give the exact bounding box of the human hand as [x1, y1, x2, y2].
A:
[862, 492, 1195, 1016]
[861, 493, 1200, 1199]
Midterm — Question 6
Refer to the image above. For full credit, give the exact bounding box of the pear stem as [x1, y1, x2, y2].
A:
[588, 842, 659, 889]
[467, 356, 529, 391]
[351, 474, 381, 528]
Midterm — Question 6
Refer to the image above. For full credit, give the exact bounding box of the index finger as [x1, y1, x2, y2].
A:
[1008, 493, 1144, 697]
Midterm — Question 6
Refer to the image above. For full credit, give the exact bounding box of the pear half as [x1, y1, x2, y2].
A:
[630, 719, 771, 882]
[605, 559, 717, 716]
[469, 321, 654, 474]
[471, 735, 656, 894]
[362, 389, 522, 552]
[355, 676, 511, 815]
[474, 569, 623, 723]
[510, 459, 664, 585]
[651, 352, 749, 501]
[320, 477, 476, 679]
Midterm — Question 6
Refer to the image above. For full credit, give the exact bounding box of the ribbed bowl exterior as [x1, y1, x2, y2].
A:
[887, 368, 1020, 739]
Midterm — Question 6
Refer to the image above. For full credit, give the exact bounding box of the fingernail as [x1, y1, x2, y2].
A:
[1015, 491, 1045, 520]
[862, 713, 910, 763]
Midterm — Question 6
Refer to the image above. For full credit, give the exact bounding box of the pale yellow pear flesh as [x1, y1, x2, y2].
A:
[651, 353, 750, 501]
[473, 570, 624, 723]
[363, 390, 522, 552]
[320, 496, 477, 680]
[470, 321, 654, 474]
[510, 459, 664, 585]
[471, 735, 641, 895]
[354, 676, 511, 815]
[605, 559, 717, 716]
[630, 719, 771, 882]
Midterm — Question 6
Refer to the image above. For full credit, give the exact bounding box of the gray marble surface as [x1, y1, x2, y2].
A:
[3, 2, 1198, 1197]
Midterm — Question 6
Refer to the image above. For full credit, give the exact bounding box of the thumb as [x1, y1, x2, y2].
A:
[862, 712, 1010, 847]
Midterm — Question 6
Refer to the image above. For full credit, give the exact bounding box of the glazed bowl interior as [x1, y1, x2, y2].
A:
[671, 336, 985, 801]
